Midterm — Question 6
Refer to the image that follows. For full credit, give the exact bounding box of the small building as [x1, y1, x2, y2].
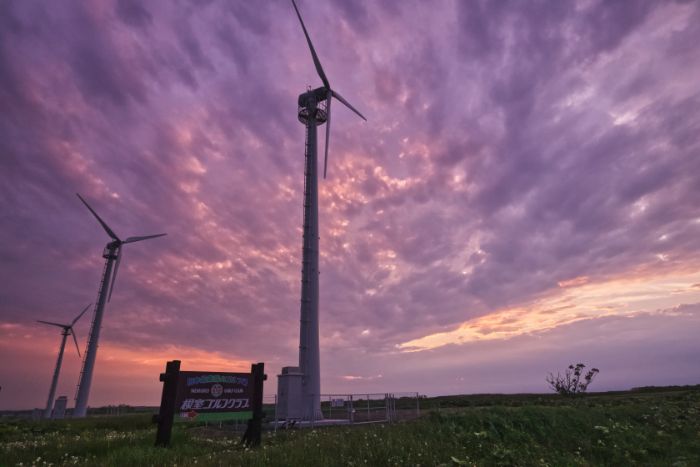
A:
[276, 366, 303, 420]
[52, 396, 68, 419]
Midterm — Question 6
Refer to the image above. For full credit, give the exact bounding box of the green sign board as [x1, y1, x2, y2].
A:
[174, 371, 252, 422]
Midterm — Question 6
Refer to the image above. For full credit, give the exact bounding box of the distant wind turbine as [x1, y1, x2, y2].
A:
[73, 194, 166, 418]
[38, 304, 90, 419]
[286, 0, 366, 421]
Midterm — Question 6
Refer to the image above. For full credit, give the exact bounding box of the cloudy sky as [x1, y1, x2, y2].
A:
[1, 0, 699, 410]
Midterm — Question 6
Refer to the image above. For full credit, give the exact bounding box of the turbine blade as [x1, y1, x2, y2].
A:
[71, 329, 81, 358]
[37, 320, 66, 328]
[291, 0, 330, 89]
[76, 193, 120, 241]
[72, 304, 91, 326]
[331, 89, 367, 121]
[324, 90, 331, 179]
[108, 247, 122, 302]
[123, 233, 167, 244]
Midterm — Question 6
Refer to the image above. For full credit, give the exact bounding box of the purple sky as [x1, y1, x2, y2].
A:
[1, 0, 700, 410]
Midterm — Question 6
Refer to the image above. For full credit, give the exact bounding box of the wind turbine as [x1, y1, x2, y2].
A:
[289, 0, 366, 420]
[38, 304, 90, 419]
[73, 193, 166, 418]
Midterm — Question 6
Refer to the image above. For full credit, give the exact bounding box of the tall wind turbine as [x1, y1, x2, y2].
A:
[73, 194, 166, 418]
[290, 0, 366, 420]
[38, 304, 90, 419]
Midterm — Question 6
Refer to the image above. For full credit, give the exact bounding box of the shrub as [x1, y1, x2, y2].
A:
[547, 363, 599, 396]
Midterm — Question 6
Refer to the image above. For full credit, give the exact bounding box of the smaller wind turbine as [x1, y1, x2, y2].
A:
[73, 193, 166, 418]
[38, 304, 90, 419]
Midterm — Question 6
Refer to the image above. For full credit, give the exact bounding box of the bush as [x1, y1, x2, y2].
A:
[547, 363, 599, 396]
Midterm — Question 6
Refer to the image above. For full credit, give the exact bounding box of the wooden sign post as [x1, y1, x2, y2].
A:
[153, 360, 180, 447]
[153, 360, 265, 447]
[241, 362, 266, 447]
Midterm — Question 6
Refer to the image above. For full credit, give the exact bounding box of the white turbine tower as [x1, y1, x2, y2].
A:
[73, 194, 166, 418]
[286, 0, 366, 421]
[38, 304, 90, 419]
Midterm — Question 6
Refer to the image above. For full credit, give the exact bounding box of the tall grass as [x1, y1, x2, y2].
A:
[1, 387, 698, 466]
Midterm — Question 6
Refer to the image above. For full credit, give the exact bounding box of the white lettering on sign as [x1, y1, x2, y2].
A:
[179, 398, 251, 411]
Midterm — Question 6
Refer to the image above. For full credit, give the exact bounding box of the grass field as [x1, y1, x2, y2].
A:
[1, 386, 698, 466]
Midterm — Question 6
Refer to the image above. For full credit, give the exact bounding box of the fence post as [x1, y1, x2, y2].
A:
[309, 394, 314, 428]
[383, 393, 387, 422]
[389, 394, 392, 421]
[274, 394, 278, 433]
[367, 394, 370, 421]
[386, 394, 389, 422]
[349, 395, 354, 424]
[416, 392, 420, 418]
[388, 394, 392, 422]
[390, 394, 394, 422]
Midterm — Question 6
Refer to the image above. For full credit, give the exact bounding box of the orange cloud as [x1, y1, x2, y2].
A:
[399, 267, 700, 351]
[558, 276, 590, 288]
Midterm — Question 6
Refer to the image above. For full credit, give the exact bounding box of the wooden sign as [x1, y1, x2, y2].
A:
[154, 360, 265, 447]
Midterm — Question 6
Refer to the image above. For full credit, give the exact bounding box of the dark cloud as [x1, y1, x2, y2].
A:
[115, 0, 153, 29]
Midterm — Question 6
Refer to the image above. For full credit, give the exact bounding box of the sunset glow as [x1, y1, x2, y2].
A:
[399, 268, 700, 351]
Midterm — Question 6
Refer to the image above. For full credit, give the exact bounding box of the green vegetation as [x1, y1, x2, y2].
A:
[1, 386, 698, 466]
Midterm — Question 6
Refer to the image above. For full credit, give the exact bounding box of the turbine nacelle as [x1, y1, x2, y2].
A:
[297, 86, 330, 108]
[104, 240, 121, 254]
